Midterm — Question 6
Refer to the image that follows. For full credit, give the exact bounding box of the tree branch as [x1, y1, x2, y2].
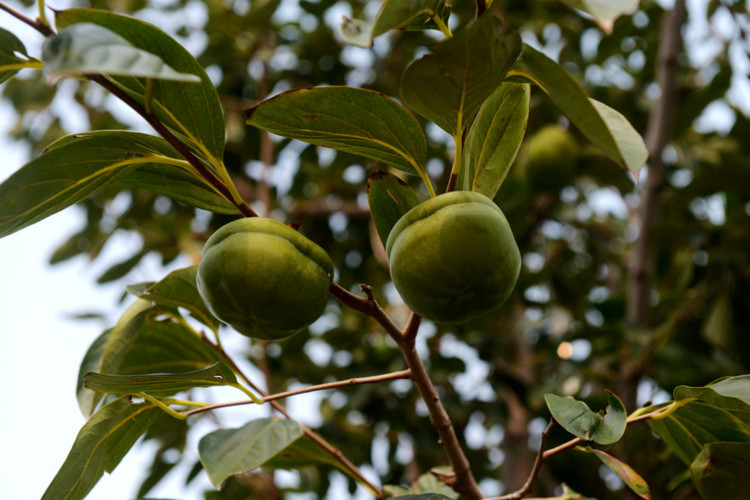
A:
[183, 369, 412, 416]
[0, 2, 53, 36]
[491, 420, 554, 500]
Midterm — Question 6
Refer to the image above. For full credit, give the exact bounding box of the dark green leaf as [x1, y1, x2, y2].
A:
[0, 131, 186, 238]
[461, 82, 529, 197]
[199, 417, 304, 488]
[581, 447, 651, 499]
[42, 397, 161, 500]
[1, 27, 38, 84]
[246, 86, 428, 177]
[510, 43, 647, 175]
[96, 249, 147, 284]
[367, 171, 420, 247]
[127, 266, 221, 331]
[401, 16, 522, 136]
[54, 9, 226, 165]
[545, 392, 626, 444]
[42, 23, 201, 82]
[84, 362, 238, 396]
[691, 442, 750, 500]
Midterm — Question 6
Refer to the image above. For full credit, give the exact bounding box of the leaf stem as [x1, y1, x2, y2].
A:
[432, 13, 452, 39]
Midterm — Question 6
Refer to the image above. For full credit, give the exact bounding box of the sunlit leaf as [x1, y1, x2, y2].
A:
[372, 0, 450, 37]
[246, 86, 428, 175]
[401, 16, 521, 136]
[461, 82, 529, 197]
[559, 0, 639, 32]
[42, 23, 201, 82]
[339, 17, 373, 48]
[54, 9, 226, 165]
[367, 171, 420, 247]
[581, 447, 651, 499]
[691, 442, 750, 500]
[199, 418, 305, 487]
[42, 397, 161, 500]
[509, 43, 647, 176]
[84, 362, 238, 397]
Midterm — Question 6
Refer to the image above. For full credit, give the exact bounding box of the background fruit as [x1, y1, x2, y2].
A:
[197, 217, 333, 340]
[386, 191, 521, 323]
[519, 124, 580, 192]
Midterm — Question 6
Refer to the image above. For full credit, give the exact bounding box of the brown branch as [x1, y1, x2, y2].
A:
[491, 420, 554, 500]
[621, 0, 686, 413]
[476, 0, 487, 18]
[627, 0, 686, 327]
[0, 2, 53, 36]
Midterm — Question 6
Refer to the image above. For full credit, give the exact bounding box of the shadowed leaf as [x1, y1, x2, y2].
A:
[691, 442, 750, 500]
[367, 171, 420, 247]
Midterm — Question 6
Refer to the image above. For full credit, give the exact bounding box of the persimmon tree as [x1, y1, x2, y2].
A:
[2, 0, 750, 499]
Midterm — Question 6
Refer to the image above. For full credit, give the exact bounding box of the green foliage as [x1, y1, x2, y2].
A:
[2, 0, 750, 499]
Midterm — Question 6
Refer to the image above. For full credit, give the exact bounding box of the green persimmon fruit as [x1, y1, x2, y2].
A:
[385, 191, 521, 323]
[520, 124, 580, 192]
[197, 217, 334, 340]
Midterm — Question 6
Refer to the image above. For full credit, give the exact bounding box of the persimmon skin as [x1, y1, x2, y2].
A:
[386, 191, 521, 323]
[197, 218, 333, 340]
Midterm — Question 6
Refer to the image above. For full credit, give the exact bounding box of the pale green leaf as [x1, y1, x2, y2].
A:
[510, 43, 647, 176]
[42, 397, 161, 500]
[461, 82, 529, 197]
[42, 23, 200, 82]
[339, 17, 373, 48]
[559, 0, 639, 31]
[372, 0, 450, 37]
[545, 392, 626, 444]
[401, 16, 522, 136]
[55, 9, 226, 165]
[199, 418, 304, 487]
[84, 362, 238, 396]
[246, 86, 427, 175]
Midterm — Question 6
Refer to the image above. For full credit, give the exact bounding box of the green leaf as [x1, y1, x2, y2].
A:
[339, 18, 374, 48]
[198, 418, 305, 488]
[0, 131, 189, 238]
[367, 171, 420, 247]
[127, 266, 222, 331]
[461, 82, 529, 197]
[42, 397, 161, 500]
[0, 27, 39, 84]
[559, 0, 639, 31]
[691, 442, 750, 500]
[76, 330, 111, 417]
[392, 495, 454, 500]
[84, 362, 238, 396]
[401, 16, 522, 136]
[510, 43, 647, 175]
[372, 0, 450, 37]
[96, 250, 147, 284]
[246, 86, 428, 176]
[384, 470, 459, 499]
[581, 447, 651, 499]
[54, 9, 226, 165]
[42, 23, 201, 82]
[545, 391, 626, 445]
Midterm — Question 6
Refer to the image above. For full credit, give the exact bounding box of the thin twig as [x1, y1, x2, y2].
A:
[491, 420, 554, 500]
[0, 2, 53, 36]
[183, 369, 412, 417]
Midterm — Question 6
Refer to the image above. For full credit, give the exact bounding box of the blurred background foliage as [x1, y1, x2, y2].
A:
[2, 0, 750, 498]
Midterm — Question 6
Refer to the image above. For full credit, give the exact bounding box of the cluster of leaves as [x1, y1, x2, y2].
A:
[2, 0, 750, 499]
